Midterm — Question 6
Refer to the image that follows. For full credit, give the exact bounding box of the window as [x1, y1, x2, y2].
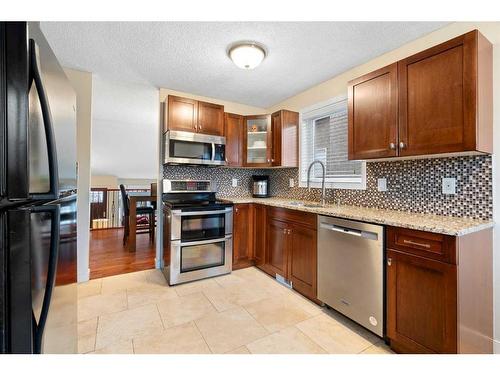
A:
[300, 95, 366, 189]
[90, 190, 104, 203]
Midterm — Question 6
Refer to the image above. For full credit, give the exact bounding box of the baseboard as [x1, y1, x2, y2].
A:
[494, 339, 500, 354]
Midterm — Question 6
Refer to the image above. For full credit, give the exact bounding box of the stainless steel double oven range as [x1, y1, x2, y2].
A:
[162, 180, 233, 285]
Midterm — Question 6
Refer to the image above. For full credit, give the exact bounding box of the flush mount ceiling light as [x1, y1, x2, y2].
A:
[228, 42, 266, 70]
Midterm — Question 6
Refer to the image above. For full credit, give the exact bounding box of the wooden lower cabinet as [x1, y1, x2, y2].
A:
[253, 204, 267, 266]
[232, 204, 318, 301]
[288, 223, 317, 300]
[386, 226, 493, 354]
[386, 249, 457, 353]
[265, 218, 289, 278]
[262, 207, 318, 301]
[232, 204, 254, 270]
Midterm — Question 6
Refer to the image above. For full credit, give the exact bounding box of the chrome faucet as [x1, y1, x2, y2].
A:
[307, 160, 326, 206]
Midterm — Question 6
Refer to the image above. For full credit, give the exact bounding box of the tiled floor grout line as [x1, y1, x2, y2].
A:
[193, 319, 214, 354]
[294, 319, 333, 354]
[358, 344, 376, 354]
[93, 316, 100, 353]
[201, 289, 221, 312]
[155, 303, 166, 330]
[239, 304, 273, 336]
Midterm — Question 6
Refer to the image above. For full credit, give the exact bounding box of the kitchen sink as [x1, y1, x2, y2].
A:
[304, 204, 323, 208]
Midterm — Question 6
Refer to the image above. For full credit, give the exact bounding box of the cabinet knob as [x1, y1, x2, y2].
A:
[235, 208, 238, 213]
[399, 142, 406, 149]
[271, 158, 275, 162]
[287, 229, 291, 234]
[387, 258, 392, 266]
[199, 124, 202, 130]
[389, 142, 396, 150]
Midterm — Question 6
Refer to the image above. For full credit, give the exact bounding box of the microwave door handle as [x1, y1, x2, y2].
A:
[31, 204, 60, 354]
[211, 143, 216, 161]
[28, 39, 59, 201]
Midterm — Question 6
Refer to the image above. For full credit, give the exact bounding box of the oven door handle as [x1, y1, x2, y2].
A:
[172, 208, 232, 216]
[177, 235, 232, 247]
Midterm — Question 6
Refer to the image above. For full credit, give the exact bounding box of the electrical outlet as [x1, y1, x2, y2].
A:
[231, 178, 238, 187]
[442, 178, 456, 195]
[289, 178, 295, 188]
[377, 178, 387, 192]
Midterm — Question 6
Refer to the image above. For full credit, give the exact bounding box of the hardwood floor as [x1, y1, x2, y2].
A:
[89, 228, 156, 279]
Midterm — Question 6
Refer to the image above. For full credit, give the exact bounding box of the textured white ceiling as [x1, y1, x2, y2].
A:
[41, 22, 447, 108]
[90, 76, 159, 179]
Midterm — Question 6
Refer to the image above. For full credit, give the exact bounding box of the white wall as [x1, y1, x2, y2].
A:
[64, 68, 93, 283]
[92, 76, 159, 179]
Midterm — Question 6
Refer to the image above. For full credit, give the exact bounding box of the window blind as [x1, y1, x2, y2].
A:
[300, 98, 363, 184]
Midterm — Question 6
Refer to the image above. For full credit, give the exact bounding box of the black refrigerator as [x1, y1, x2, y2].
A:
[0, 22, 77, 354]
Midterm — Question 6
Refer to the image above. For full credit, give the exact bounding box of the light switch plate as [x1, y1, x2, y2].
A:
[231, 178, 238, 187]
[377, 178, 387, 192]
[442, 178, 456, 195]
[289, 178, 295, 188]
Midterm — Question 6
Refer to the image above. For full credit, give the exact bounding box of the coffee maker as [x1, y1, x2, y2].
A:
[252, 175, 270, 198]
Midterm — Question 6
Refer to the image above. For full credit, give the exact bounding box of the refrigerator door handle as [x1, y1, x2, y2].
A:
[31, 204, 60, 354]
[28, 39, 59, 201]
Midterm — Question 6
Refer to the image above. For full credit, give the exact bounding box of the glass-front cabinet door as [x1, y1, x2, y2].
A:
[244, 115, 272, 167]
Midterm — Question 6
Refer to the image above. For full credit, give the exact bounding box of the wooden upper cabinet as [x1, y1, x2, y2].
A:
[348, 63, 398, 160]
[165, 95, 224, 136]
[167, 95, 198, 133]
[224, 113, 243, 166]
[271, 111, 282, 165]
[197, 101, 224, 136]
[271, 110, 299, 167]
[244, 115, 272, 167]
[398, 30, 492, 156]
[348, 30, 492, 160]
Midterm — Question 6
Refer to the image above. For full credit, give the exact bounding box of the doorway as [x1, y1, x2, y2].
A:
[89, 184, 156, 279]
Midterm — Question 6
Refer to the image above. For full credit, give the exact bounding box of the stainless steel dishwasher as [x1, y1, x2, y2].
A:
[318, 216, 384, 337]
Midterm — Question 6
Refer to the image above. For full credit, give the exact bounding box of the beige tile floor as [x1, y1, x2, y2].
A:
[77, 267, 394, 354]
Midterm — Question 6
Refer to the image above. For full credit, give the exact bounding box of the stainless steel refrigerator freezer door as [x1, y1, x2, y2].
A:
[0, 22, 29, 202]
[28, 22, 77, 195]
[31, 195, 77, 353]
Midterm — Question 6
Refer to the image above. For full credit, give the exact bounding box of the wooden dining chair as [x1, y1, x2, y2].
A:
[119, 184, 155, 245]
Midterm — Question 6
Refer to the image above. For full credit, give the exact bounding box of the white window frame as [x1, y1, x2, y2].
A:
[299, 94, 366, 190]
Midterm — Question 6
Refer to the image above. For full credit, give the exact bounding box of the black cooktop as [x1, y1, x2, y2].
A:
[162, 192, 233, 211]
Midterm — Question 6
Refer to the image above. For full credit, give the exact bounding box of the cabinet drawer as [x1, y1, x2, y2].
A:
[387, 227, 456, 264]
[268, 207, 316, 229]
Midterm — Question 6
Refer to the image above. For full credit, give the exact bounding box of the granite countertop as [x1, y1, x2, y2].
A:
[219, 196, 494, 236]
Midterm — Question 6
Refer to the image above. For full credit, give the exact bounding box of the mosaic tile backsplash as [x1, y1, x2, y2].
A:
[163, 155, 493, 220]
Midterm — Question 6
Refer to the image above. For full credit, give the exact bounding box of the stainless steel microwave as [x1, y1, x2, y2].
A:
[164, 130, 226, 166]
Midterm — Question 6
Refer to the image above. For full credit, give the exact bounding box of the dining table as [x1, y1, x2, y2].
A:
[127, 192, 157, 252]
